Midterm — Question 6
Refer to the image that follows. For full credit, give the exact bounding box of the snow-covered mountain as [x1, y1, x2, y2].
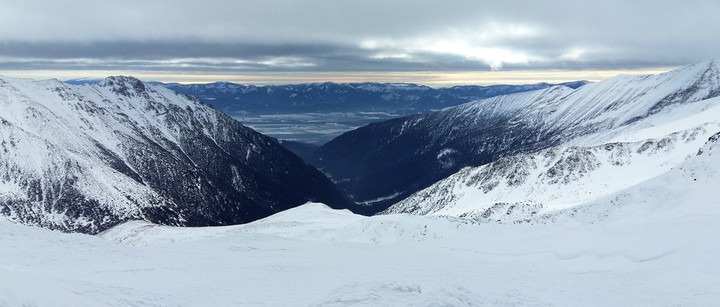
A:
[0, 76, 353, 233]
[313, 59, 720, 213]
[384, 60, 720, 220]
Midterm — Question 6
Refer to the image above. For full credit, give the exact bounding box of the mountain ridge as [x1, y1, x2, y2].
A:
[312, 59, 720, 213]
[0, 75, 353, 233]
[381, 59, 720, 220]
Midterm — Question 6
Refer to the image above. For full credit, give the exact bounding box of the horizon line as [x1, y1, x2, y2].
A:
[1, 68, 676, 88]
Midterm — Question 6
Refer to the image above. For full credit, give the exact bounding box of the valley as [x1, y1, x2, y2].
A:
[160, 81, 587, 145]
[237, 111, 404, 145]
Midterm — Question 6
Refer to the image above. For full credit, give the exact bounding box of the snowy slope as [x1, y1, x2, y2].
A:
[386, 102, 720, 220]
[1, 197, 719, 306]
[537, 129, 720, 224]
[0, 76, 352, 233]
[313, 60, 720, 213]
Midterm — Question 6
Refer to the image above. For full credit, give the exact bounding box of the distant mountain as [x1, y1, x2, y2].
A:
[158, 81, 588, 116]
[313, 60, 720, 214]
[0, 76, 353, 233]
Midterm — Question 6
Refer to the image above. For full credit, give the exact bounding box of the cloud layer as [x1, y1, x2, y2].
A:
[1, 0, 719, 77]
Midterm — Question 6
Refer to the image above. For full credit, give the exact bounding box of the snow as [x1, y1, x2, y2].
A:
[544, 130, 720, 225]
[577, 96, 720, 145]
[1, 197, 719, 306]
[390, 123, 718, 220]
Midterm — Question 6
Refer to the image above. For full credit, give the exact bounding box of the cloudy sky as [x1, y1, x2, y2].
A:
[1, 0, 718, 86]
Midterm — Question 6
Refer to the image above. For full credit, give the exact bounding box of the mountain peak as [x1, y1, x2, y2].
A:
[690, 58, 720, 75]
[670, 58, 720, 78]
[702, 57, 720, 68]
[98, 76, 147, 96]
[707, 58, 720, 74]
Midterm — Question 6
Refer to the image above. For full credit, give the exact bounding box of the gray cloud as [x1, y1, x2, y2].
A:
[1, 0, 719, 78]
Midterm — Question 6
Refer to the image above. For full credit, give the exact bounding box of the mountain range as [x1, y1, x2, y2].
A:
[4, 59, 720, 232]
[158, 81, 588, 116]
[4, 60, 720, 305]
[65, 80, 587, 145]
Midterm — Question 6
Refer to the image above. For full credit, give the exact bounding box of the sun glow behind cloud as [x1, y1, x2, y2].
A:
[360, 22, 543, 70]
